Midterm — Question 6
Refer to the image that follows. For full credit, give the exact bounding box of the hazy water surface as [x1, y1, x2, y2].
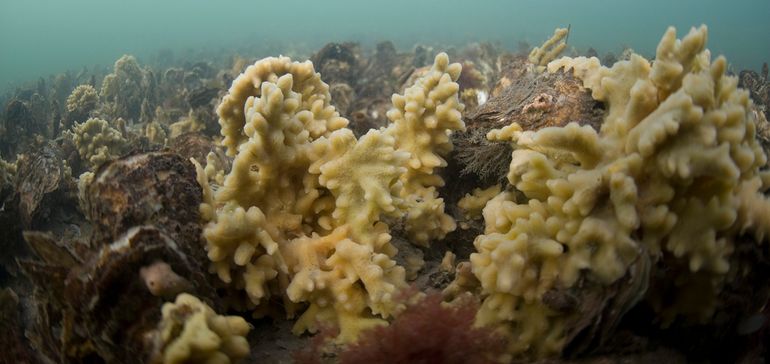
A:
[1, 0, 769, 91]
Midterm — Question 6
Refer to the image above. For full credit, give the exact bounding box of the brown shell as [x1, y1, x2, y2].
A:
[63, 225, 217, 363]
[448, 57, 604, 189]
[83, 151, 203, 249]
[168, 132, 217, 163]
[469, 62, 603, 134]
[15, 142, 71, 227]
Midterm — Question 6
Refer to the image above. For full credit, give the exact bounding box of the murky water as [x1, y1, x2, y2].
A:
[2, 0, 768, 91]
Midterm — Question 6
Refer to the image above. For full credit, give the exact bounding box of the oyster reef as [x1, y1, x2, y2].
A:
[1, 1, 770, 363]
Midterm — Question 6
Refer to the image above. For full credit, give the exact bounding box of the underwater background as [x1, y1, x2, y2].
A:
[1, 0, 769, 91]
[3, 0, 770, 363]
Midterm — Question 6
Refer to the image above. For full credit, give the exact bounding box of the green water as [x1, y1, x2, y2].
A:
[1, 0, 769, 91]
